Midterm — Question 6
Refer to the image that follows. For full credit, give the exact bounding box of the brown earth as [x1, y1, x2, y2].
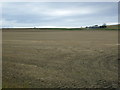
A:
[2, 30, 118, 88]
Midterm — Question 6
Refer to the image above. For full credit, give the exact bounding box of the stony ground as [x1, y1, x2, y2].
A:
[2, 30, 118, 88]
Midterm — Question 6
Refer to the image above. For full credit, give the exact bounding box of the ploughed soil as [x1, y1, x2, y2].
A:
[2, 30, 118, 88]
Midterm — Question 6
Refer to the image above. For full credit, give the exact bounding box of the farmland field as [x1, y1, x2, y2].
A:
[2, 29, 118, 88]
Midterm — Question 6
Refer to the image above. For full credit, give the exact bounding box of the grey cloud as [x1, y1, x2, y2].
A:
[2, 2, 118, 28]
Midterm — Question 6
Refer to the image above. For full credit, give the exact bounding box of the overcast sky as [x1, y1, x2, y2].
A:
[1, 2, 118, 28]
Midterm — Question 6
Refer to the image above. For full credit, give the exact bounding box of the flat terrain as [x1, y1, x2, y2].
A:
[2, 30, 118, 88]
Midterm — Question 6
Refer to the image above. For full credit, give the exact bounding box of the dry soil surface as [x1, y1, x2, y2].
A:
[2, 30, 118, 88]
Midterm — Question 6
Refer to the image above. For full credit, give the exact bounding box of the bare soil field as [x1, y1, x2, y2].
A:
[2, 30, 118, 88]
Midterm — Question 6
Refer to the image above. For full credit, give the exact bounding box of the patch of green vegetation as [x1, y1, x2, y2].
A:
[36, 28, 84, 30]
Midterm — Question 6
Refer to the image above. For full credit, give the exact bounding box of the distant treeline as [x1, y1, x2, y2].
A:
[86, 24, 107, 29]
[1, 27, 106, 30]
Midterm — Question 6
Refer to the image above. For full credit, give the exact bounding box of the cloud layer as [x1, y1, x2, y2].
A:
[1, 2, 118, 28]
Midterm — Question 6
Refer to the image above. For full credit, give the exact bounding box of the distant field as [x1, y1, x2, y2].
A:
[106, 24, 119, 30]
[2, 29, 118, 88]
